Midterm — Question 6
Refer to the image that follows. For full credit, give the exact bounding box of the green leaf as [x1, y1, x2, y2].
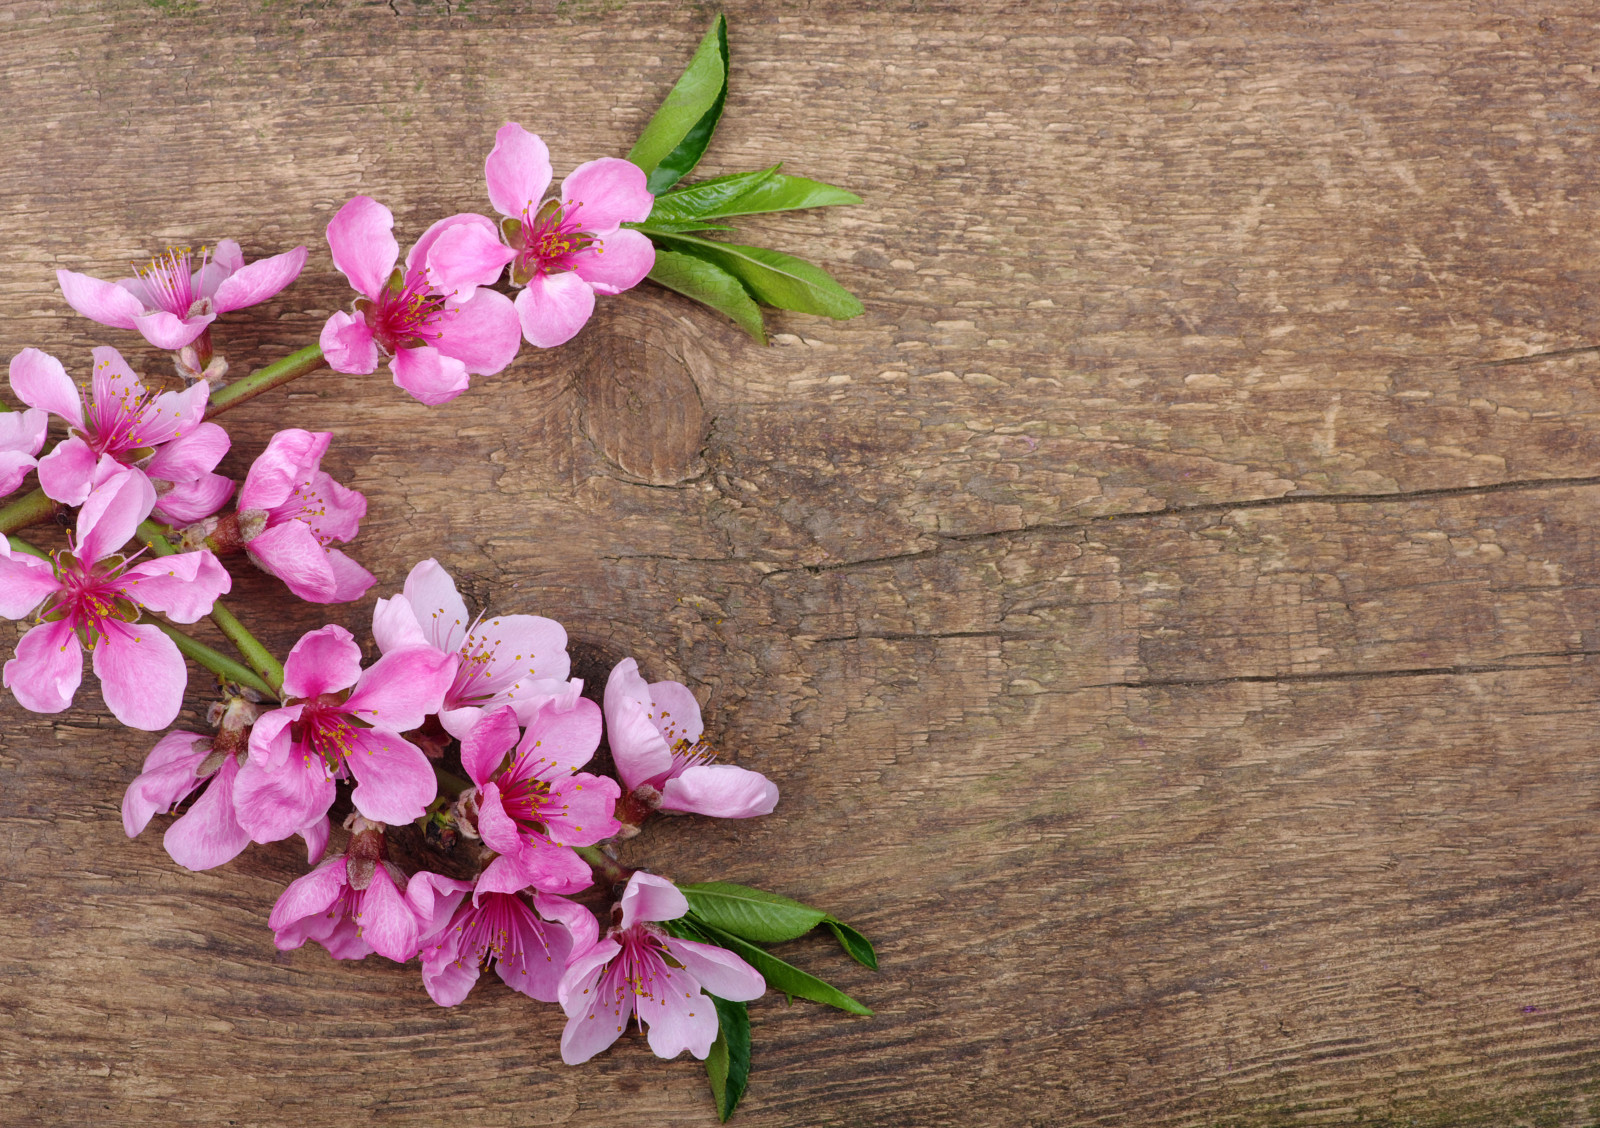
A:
[824, 919, 878, 970]
[633, 219, 737, 234]
[628, 15, 728, 194]
[682, 882, 829, 944]
[653, 234, 864, 320]
[648, 249, 767, 342]
[648, 166, 781, 223]
[689, 918, 874, 1016]
[703, 172, 862, 217]
[705, 996, 751, 1122]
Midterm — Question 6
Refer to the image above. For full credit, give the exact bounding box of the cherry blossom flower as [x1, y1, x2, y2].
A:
[57, 240, 307, 352]
[0, 465, 231, 729]
[372, 557, 578, 739]
[426, 122, 654, 348]
[233, 624, 456, 843]
[269, 819, 418, 963]
[8, 346, 233, 520]
[122, 731, 251, 871]
[412, 866, 597, 1007]
[319, 196, 522, 405]
[457, 703, 620, 896]
[233, 428, 373, 604]
[558, 872, 764, 1065]
[603, 658, 779, 826]
[0, 405, 46, 498]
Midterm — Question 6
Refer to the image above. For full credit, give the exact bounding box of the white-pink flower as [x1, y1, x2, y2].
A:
[234, 429, 373, 604]
[318, 196, 522, 405]
[0, 465, 231, 729]
[233, 624, 457, 843]
[9, 346, 233, 521]
[58, 240, 307, 351]
[270, 823, 418, 963]
[459, 703, 621, 897]
[0, 406, 46, 499]
[558, 872, 764, 1065]
[425, 122, 655, 349]
[604, 658, 779, 821]
[372, 557, 578, 740]
[411, 867, 597, 1007]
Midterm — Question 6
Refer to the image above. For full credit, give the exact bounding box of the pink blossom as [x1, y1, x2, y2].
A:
[270, 821, 418, 962]
[318, 196, 522, 405]
[603, 658, 779, 822]
[412, 866, 597, 1007]
[233, 624, 456, 843]
[372, 557, 578, 740]
[0, 405, 47, 498]
[9, 346, 232, 518]
[458, 703, 620, 897]
[425, 122, 654, 349]
[558, 872, 764, 1064]
[0, 465, 231, 729]
[58, 240, 307, 351]
[234, 429, 373, 604]
[121, 731, 251, 871]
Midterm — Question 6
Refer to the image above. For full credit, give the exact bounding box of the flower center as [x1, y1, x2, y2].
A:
[41, 549, 143, 646]
[457, 892, 555, 972]
[508, 199, 600, 285]
[133, 246, 210, 317]
[362, 269, 452, 354]
[295, 700, 360, 777]
[498, 768, 557, 834]
[82, 365, 166, 459]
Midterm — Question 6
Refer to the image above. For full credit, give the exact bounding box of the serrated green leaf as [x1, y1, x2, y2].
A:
[648, 250, 767, 342]
[682, 882, 829, 944]
[647, 166, 781, 223]
[705, 996, 751, 1122]
[824, 919, 878, 970]
[689, 918, 873, 1016]
[628, 15, 728, 194]
[653, 234, 864, 320]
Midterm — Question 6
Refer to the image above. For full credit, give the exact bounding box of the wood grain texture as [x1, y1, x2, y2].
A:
[4, 1, 1600, 1124]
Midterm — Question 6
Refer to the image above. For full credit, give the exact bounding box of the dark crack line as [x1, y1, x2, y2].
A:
[1476, 344, 1600, 368]
[805, 629, 1048, 644]
[1081, 653, 1600, 690]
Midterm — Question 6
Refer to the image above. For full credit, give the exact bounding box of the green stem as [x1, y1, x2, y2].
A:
[6, 535, 50, 561]
[138, 519, 285, 696]
[204, 343, 325, 418]
[150, 621, 276, 699]
[575, 845, 635, 889]
[0, 344, 327, 539]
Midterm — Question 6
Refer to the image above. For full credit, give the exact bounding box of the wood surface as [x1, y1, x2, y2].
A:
[3, 1, 1600, 1124]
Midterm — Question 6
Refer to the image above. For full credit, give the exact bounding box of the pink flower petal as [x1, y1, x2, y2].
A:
[344, 645, 457, 733]
[327, 196, 398, 299]
[477, 845, 592, 899]
[660, 763, 779, 819]
[517, 695, 603, 775]
[5, 619, 82, 713]
[75, 467, 156, 564]
[93, 620, 185, 730]
[664, 936, 767, 1001]
[389, 344, 471, 406]
[269, 856, 348, 936]
[421, 941, 482, 1006]
[642, 960, 721, 1061]
[0, 450, 36, 499]
[423, 219, 516, 301]
[9, 348, 85, 430]
[151, 472, 237, 526]
[357, 865, 420, 963]
[237, 429, 332, 512]
[603, 659, 674, 792]
[322, 546, 377, 604]
[485, 122, 553, 218]
[344, 727, 437, 824]
[540, 772, 621, 848]
[0, 545, 60, 619]
[57, 269, 145, 330]
[407, 870, 474, 946]
[401, 558, 471, 653]
[297, 470, 367, 545]
[475, 782, 524, 856]
[558, 945, 628, 1064]
[163, 753, 251, 871]
[300, 815, 331, 864]
[35, 437, 99, 507]
[434, 287, 521, 375]
[145, 421, 230, 483]
[281, 624, 364, 700]
[647, 677, 704, 746]
[246, 520, 341, 603]
[122, 731, 209, 837]
[120, 549, 231, 624]
[319, 310, 381, 375]
[245, 703, 302, 771]
[532, 892, 599, 956]
[233, 752, 337, 843]
[493, 895, 575, 1002]
[212, 239, 246, 275]
[460, 706, 520, 788]
[133, 309, 215, 350]
[570, 227, 656, 296]
[371, 594, 429, 655]
[212, 245, 308, 312]
[560, 157, 655, 231]
[619, 871, 689, 930]
[514, 271, 595, 349]
[0, 407, 46, 458]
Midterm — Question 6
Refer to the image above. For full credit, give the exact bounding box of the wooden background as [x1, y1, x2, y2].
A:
[4, 1, 1600, 1124]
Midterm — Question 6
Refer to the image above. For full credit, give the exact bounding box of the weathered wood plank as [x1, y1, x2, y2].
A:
[4, 2, 1600, 1126]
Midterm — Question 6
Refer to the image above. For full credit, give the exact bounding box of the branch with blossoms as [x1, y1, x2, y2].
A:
[0, 19, 870, 1123]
